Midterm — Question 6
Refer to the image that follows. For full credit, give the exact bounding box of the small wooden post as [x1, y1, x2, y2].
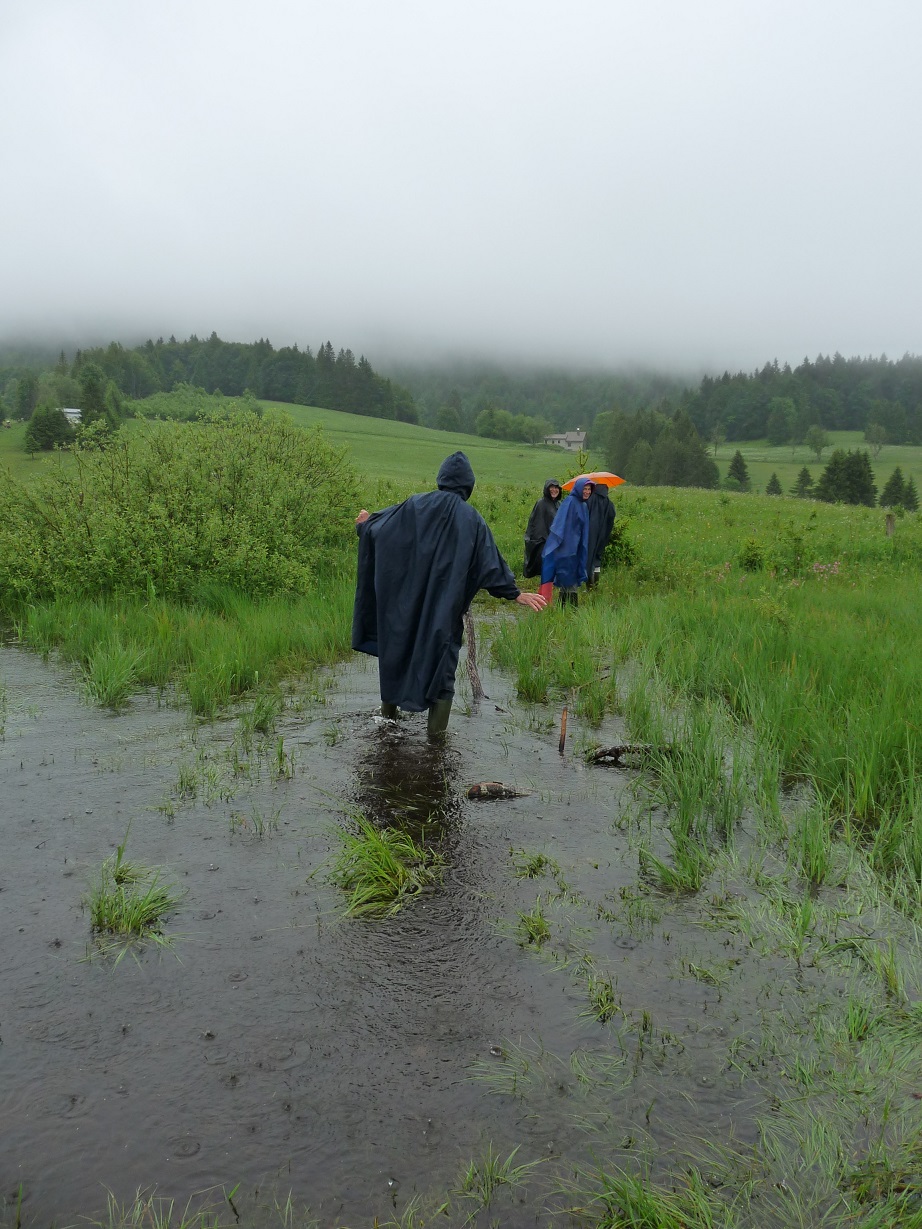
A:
[558, 705, 568, 755]
[886, 513, 895, 538]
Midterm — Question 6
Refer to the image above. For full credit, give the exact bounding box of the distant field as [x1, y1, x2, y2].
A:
[270, 401, 599, 490]
[711, 430, 920, 493]
[4, 400, 919, 501]
[0, 420, 62, 484]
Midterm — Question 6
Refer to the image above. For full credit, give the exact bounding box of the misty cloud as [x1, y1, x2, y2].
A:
[2, 0, 920, 372]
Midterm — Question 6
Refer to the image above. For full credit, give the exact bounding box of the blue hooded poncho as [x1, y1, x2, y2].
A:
[540, 477, 592, 589]
[352, 452, 521, 711]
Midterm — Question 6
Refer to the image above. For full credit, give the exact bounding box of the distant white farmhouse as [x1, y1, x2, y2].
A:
[61, 408, 82, 425]
[543, 429, 586, 451]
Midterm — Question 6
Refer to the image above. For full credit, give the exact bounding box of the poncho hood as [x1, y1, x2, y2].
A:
[543, 478, 562, 501]
[437, 452, 475, 501]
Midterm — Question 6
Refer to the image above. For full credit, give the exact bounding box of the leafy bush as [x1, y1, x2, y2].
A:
[0, 410, 356, 604]
[126, 383, 259, 423]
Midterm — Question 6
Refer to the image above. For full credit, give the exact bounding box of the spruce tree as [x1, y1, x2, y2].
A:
[790, 467, 813, 498]
[727, 450, 750, 490]
[815, 449, 877, 506]
[77, 362, 109, 427]
[766, 472, 782, 495]
[879, 467, 906, 508]
[24, 405, 74, 452]
[903, 476, 919, 512]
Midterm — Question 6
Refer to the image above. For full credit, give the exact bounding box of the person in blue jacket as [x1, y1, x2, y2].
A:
[352, 452, 546, 737]
[540, 476, 593, 606]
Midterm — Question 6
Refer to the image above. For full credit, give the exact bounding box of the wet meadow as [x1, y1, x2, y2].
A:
[2, 404, 922, 1227]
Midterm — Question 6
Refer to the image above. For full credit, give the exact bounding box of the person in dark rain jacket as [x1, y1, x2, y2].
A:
[352, 452, 546, 737]
[586, 481, 616, 587]
[540, 476, 593, 606]
[523, 479, 562, 577]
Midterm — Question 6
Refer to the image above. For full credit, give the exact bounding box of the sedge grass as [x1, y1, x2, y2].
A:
[13, 583, 355, 717]
[452, 1143, 543, 1212]
[561, 1163, 732, 1229]
[515, 897, 552, 946]
[329, 814, 445, 917]
[84, 834, 183, 961]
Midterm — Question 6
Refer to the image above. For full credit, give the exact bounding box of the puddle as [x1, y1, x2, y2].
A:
[0, 642, 915, 1225]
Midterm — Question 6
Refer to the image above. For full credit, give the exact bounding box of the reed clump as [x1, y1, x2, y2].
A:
[329, 815, 445, 917]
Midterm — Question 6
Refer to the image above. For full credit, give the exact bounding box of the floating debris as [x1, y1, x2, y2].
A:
[466, 782, 531, 801]
[587, 743, 670, 768]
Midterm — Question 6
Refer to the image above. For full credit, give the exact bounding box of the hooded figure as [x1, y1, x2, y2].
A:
[586, 482, 616, 585]
[540, 476, 593, 603]
[523, 479, 562, 577]
[352, 452, 542, 735]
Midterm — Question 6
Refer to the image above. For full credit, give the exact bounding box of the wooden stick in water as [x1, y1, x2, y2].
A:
[558, 705, 568, 755]
[463, 609, 485, 700]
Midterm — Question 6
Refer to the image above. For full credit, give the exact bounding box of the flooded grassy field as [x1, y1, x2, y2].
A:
[3, 634, 922, 1228]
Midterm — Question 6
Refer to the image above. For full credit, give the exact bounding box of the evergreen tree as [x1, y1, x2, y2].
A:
[879, 467, 906, 508]
[790, 467, 814, 498]
[727, 450, 750, 490]
[624, 438, 654, 485]
[814, 449, 877, 506]
[766, 472, 782, 495]
[766, 397, 795, 446]
[15, 371, 39, 420]
[903, 476, 919, 512]
[77, 362, 109, 427]
[24, 404, 75, 451]
[435, 402, 462, 431]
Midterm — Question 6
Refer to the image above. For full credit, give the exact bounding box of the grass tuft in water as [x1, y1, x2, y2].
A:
[86, 1188, 223, 1229]
[453, 1143, 542, 1212]
[515, 897, 552, 946]
[81, 639, 148, 709]
[563, 1163, 730, 1229]
[84, 833, 183, 961]
[511, 848, 560, 879]
[329, 815, 445, 917]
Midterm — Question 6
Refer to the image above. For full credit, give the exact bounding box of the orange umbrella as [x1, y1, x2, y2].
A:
[562, 471, 625, 491]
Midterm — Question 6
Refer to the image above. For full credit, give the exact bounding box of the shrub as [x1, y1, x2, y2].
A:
[0, 409, 356, 605]
[601, 519, 637, 568]
[738, 537, 765, 571]
[23, 404, 75, 452]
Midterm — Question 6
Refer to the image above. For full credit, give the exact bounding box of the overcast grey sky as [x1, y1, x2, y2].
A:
[1, 0, 919, 373]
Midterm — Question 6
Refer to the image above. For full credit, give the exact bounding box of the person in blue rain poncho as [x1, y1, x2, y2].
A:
[540, 476, 594, 606]
[352, 452, 546, 738]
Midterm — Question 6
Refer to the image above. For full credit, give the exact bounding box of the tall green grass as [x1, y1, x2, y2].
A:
[16, 584, 354, 716]
[488, 487, 922, 889]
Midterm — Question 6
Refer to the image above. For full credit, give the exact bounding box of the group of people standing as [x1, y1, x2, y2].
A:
[352, 452, 616, 738]
[523, 476, 616, 605]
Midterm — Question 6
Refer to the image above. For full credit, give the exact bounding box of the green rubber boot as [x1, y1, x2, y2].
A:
[427, 698, 453, 739]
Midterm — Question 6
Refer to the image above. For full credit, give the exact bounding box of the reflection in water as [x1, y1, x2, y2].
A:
[352, 724, 463, 842]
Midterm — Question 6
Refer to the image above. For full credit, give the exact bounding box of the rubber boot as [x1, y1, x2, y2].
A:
[380, 702, 398, 719]
[427, 697, 453, 739]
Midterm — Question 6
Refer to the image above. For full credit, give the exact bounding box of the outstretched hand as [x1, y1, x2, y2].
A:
[516, 591, 547, 611]
[355, 509, 370, 525]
